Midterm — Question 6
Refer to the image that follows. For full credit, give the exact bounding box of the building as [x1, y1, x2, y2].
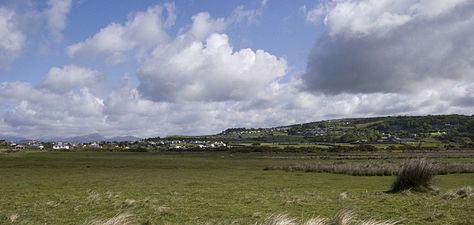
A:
[15, 145, 27, 150]
[53, 142, 70, 150]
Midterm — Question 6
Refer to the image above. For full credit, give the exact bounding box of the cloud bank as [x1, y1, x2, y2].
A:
[302, 0, 474, 95]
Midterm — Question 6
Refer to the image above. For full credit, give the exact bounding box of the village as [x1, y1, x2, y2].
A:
[1, 115, 470, 152]
[0, 139, 228, 151]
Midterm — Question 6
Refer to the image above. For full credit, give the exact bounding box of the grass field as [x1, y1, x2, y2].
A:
[0, 151, 473, 224]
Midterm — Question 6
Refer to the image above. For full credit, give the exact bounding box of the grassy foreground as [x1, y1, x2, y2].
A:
[0, 151, 473, 224]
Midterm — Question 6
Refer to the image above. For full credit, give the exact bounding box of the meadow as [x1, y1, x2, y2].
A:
[0, 151, 473, 224]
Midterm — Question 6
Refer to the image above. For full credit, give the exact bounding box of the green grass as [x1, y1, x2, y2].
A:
[0, 151, 473, 224]
[355, 121, 384, 129]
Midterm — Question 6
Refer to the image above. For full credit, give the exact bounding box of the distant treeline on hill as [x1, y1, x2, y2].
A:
[141, 114, 473, 150]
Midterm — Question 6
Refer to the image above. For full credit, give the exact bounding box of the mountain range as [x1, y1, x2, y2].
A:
[0, 133, 141, 143]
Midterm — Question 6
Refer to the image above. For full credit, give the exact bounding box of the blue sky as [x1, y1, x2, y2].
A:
[0, 0, 473, 138]
[4, 0, 320, 83]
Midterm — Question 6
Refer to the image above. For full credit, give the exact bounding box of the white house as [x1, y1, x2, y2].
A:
[89, 142, 100, 148]
[53, 142, 70, 150]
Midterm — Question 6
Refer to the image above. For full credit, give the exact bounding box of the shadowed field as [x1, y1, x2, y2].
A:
[0, 151, 473, 224]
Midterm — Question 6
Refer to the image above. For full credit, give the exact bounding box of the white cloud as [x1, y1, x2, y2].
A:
[302, 4, 326, 24]
[44, 0, 72, 42]
[0, 82, 35, 103]
[0, 81, 107, 138]
[66, 2, 271, 65]
[187, 12, 227, 41]
[133, 7, 286, 103]
[1, 74, 473, 139]
[0, 7, 26, 70]
[0, 1, 73, 69]
[40, 65, 104, 94]
[324, 0, 413, 38]
[304, 0, 471, 38]
[230, 0, 268, 24]
[138, 32, 287, 102]
[67, 4, 175, 64]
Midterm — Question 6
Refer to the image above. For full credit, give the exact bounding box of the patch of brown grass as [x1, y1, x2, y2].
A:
[268, 160, 474, 176]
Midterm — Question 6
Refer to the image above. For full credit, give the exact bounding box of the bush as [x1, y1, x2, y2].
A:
[391, 159, 436, 192]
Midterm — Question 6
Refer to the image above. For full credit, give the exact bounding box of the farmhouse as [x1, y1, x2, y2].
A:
[53, 142, 70, 150]
[15, 145, 27, 150]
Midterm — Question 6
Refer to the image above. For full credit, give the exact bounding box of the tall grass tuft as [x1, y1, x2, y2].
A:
[303, 218, 328, 225]
[391, 159, 436, 192]
[327, 209, 353, 225]
[359, 220, 399, 225]
[258, 210, 398, 225]
[260, 213, 296, 225]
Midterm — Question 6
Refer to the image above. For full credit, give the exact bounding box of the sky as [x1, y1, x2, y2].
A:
[0, 0, 473, 139]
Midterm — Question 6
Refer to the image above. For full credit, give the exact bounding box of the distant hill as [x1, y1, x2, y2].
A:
[62, 133, 106, 143]
[216, 114, 473, 146]
[0, 136, 28, 143]
[40, 133, 141, 143]
[107, 136, 142, 142]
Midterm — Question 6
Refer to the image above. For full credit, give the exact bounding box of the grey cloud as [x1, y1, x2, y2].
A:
[302, 0, 474, 95]
[454, 96, 474, 107]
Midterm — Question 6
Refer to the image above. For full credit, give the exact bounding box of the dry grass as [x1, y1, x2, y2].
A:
[303, 218, 328, 225]
[263, 151, 474, 160]
[152, 205, 170, 213]
[358, 220, 399, 225]
[87, 190, 102, 202]
[443, 186, 473, 199]
[9, 214, 19, 222]
[328, 209, 354, 225]
[269, 160, 474, 176]
[258, 210, 398, 225]
[45, 200, 59, 207]
[338, 192, 347, 200]
[260, 213, 297, 225]
[456, 186, 473, 199]
[123, 199, 136, 207]
[391, 159, 436, 192]
[83, 212, 133, 225]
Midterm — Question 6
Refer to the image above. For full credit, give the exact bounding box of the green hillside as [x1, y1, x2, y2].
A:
[211, 115, 474, 149]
